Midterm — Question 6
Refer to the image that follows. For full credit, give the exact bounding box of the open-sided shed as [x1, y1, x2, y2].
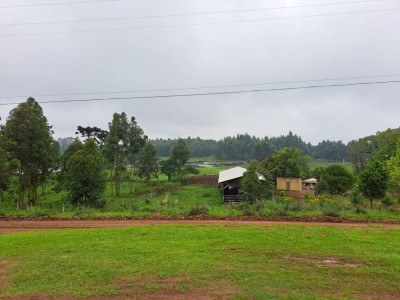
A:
[218, 167, 265, 202]
[218, 167, 246, 202]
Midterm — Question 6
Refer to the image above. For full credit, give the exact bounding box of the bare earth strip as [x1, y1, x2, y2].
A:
[1, 217, 400, 234]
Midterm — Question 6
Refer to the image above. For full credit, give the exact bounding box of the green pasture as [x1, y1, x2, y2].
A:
[309, 159, 353, 173]
[0, 225, 399, 299]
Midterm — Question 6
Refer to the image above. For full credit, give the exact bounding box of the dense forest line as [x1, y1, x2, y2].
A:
[60, 132, 348, 161]
[136, 132, 348, 161]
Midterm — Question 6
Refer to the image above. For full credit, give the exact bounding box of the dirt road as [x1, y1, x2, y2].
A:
[1, 217, 400, 234]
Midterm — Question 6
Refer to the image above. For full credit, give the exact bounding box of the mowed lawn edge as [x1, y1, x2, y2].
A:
[0, 224, 399, 299]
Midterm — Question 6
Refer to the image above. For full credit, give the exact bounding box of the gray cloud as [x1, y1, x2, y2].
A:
[1, 0, 399, 144]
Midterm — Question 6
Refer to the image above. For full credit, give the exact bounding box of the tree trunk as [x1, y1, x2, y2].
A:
[116, 180, 120, 197]
[18, 168, 24, 209]
[115, 168, 120, 197]
[33, 186, 37, 206]
[129, 167, 134, 195]
[110, 169, 114, 196]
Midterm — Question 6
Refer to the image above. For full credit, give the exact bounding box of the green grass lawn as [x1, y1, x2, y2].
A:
[0, 225, 399, 299]
[309, 159, 353, 173]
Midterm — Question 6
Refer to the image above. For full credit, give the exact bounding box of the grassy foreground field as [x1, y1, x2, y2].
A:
[1, 225, 399, 299]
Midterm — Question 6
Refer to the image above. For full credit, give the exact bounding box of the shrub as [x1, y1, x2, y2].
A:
[285, 201, 303, 212]
[382, 196, 396, 207]
[95, 198, 106, 208]
[189, 204, 209, 216]
[321, 203, 341, 217]
[304, 194, 316, 201]
[131, 203, 139, 212]
[153, 182, 180, 194]
[32, 209, 51, 217]
[238, 202, 258, 216]
[350, 189, 362, 205]
[355, 205, 367, 214]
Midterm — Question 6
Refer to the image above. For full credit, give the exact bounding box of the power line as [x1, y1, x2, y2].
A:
[0, 0, 119, 9]
[1, 80, 399, 106]
[1, 73, 399, 100]
[0, 0, 382, 27]
[1, 7, 399, 38]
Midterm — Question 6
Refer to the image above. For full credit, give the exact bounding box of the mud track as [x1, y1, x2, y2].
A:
[1, 216, 400, 234]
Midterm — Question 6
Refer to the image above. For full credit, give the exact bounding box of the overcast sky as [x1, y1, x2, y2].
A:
[0, 0, 399, 145]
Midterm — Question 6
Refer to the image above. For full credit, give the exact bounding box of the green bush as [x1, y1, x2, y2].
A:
[131, 203, 139, 212]
[154, 182, 180, 194]
[321, 203, 341, 217]
[350, 189, 363, 205]
[238, 202, 258, 216]
[32, 209, 51, 217]
[304, 194, 316, 201]
[355, 205, 367, 214]
[189, 204, 209, 216]
[382, 196, 396, 207]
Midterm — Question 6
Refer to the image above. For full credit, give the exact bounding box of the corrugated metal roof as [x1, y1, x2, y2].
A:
[218, 167, 247, 183]
[218, 166, 265, 183]
[303, 178, 318, 184]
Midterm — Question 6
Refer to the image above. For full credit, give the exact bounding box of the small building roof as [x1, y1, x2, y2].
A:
[303, 178, 318, 184]
[218, 166, 265, 184]
[218, 167, 247, 184]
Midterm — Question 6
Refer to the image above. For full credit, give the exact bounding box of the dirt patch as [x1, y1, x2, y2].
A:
[0, 216, 400, 235]
[0, 259, 11, 289]
[280, 190, 315, 201]
[181, 175, 218, 186]
[285, 255, 365, 267]
[114, 276, 238, 300]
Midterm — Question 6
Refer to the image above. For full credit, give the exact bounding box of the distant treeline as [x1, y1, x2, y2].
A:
[58, 129, 400, 163]
[150, 132, 348, 161]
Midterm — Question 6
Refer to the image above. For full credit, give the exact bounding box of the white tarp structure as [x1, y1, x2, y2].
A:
[218, 166, 265, 184]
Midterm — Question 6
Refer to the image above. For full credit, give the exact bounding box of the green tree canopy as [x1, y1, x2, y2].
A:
[0, 132, 19, 195]
[385, 138, 400, 197]
[315, 165, 354, 195]
[65, 139, 106, 208]
[359, 161, 389, 207]
[161, 139, 198, 180]
[241, 160, 274, 203]
[103, 112, 129, 196]
[171, 138, 190, 167]
[2, 97, 59, 207]
[263, 147, 310, 179]
[75, 125, 108, 147]
[138, 141, 159, 182]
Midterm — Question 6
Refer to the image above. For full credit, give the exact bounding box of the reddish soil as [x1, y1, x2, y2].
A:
[1, 216, 400, 234]
[181, 175, 218, 186]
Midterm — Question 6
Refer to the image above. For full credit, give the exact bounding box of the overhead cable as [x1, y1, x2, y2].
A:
[1, 73, 399, 100]
[1, 80, 399, 106]
[0, 7, 399, 38]
[0, 0, 119, 9]
[0, 0, 382, 27]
